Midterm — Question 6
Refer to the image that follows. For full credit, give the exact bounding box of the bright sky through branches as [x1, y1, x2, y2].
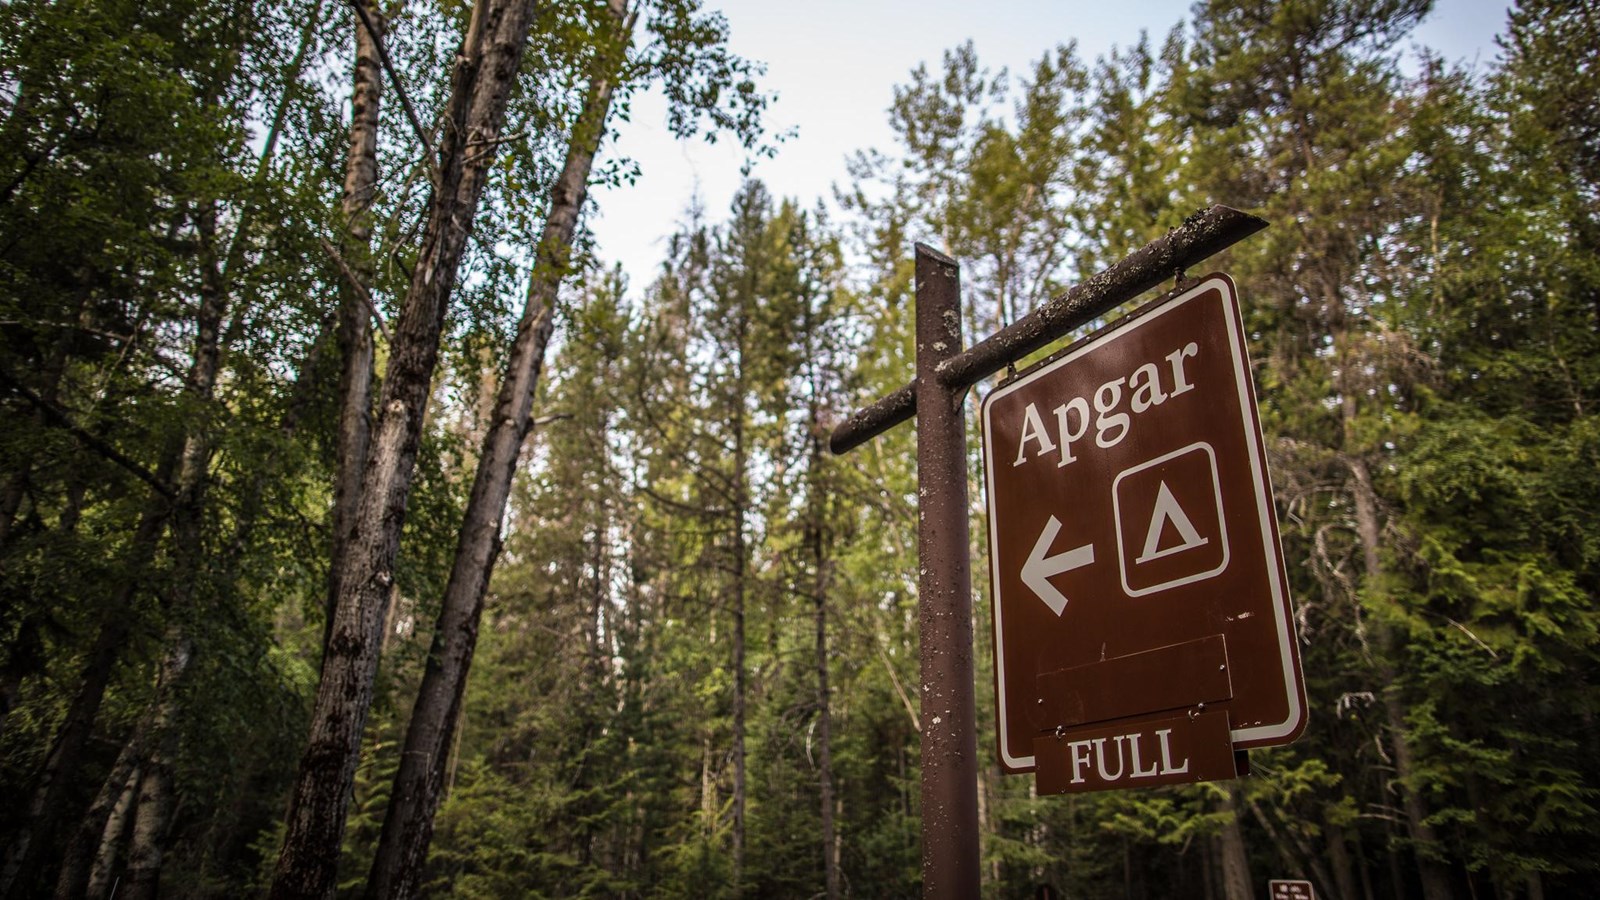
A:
[591, 0, 1510, 289]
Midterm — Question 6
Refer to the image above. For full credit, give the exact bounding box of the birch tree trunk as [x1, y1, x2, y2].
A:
[84, 762, 141, 900]
[117, 632, 193, 900]
[365, 5, 632, 894]
[108, 200, 231, 899]
[2, 13, 315, 888]
[51, 721, 146, 899]
[323, 0, 382, 654]
[0, 499, 166, 896]
[0, 205, 229, 892]
[270, 2, 536, 895]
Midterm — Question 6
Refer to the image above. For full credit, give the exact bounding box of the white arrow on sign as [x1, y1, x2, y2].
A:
[1022, 515, 1095, 616]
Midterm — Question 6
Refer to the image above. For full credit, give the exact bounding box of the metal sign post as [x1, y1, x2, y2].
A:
[829, 206, 1268, 898]
[910, 246, 981, 897]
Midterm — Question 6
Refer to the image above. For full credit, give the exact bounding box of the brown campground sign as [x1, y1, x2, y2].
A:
[980, 274, 1305, 792]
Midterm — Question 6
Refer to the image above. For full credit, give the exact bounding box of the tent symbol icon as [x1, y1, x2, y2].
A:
[1113, 442, 1230, 596]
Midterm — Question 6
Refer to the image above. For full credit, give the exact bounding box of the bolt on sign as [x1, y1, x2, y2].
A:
[979, 274, 1305, 794]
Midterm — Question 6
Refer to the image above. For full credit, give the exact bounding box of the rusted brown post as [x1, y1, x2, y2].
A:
[831, 206, 1269, 898]
[912, 243, 981, 898]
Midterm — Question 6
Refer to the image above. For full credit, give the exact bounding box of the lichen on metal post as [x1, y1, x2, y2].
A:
[828, 205, 1268, 455]
[912, 242, 981, 898]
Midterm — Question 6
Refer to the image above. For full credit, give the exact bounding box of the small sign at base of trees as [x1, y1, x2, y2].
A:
[1269, 879, 1316, 900]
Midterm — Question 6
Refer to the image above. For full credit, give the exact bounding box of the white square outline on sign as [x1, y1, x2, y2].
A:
[981, 275, 1306, 772]
[1111, 441, 1230, 597]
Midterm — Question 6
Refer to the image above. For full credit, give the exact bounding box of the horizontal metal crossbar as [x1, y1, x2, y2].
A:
[829, 205, 1268, 454]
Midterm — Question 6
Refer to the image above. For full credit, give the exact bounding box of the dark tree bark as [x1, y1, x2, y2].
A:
[364, 5, 631, 894]
[1, 300, 103, 734]
[269, 2, 536, 895]
[1346, 454, 1455, 900]
[1325, 818, 1360, 900]
[103, 199, 231, 898]
[731, 478, 747, 893]
[1218, 785, 1253, 900]
[5, 8, 320, 885]
[812, 485, 840, 900]
[0, 617, 41, 738]
[361, 295, 555, 899]
[0, 457, 173, 897]
[730, 295, 749, 896]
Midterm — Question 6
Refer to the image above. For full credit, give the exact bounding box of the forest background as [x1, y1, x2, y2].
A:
[1, 0, 1596, 898]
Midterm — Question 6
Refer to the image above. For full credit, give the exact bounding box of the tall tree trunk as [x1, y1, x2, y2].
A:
[323, 0, 383, 656]
[0, 466, 24, 548]
[1346, 455, 1455, 900]
[270, 3, 535, 895]
[360, 297, 554, 897]
[0, 617, 41, 738]
[0, 457, 173, 897]
[362, 5, 630, 895]
[1243, 789, 1339, 900]
[811, 495, 840, 900]
[116, 631, 193, 900]
[1218, 785, 1253, 900]
[1, 299, 102, 733]
[1326, 818, 1359, 900]
[85, 763, 141, 900]
[52, 721, 147, 899]
[730, 352, 748, 896]
[111, 200, 231, 898]
[0, 290, 77, 550]
[2, 5, 310, 893]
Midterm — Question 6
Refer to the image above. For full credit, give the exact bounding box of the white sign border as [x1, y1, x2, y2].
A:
[981, 275, 1304, 773]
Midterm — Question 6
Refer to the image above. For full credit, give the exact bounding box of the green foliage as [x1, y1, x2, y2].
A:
[5, 0, 1600, 897]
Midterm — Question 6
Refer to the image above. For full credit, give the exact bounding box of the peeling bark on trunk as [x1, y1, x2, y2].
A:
[85, 762, 141, 900]
[323, 0, 383, 657]
[269, 3, 536, 896]
[117, 632, 193, 900]
[52, 722, 146, 900]
[362, 5, 630, 896]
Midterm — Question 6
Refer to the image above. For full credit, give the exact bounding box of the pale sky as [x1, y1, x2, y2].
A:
[590, 0, 1512, 289]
